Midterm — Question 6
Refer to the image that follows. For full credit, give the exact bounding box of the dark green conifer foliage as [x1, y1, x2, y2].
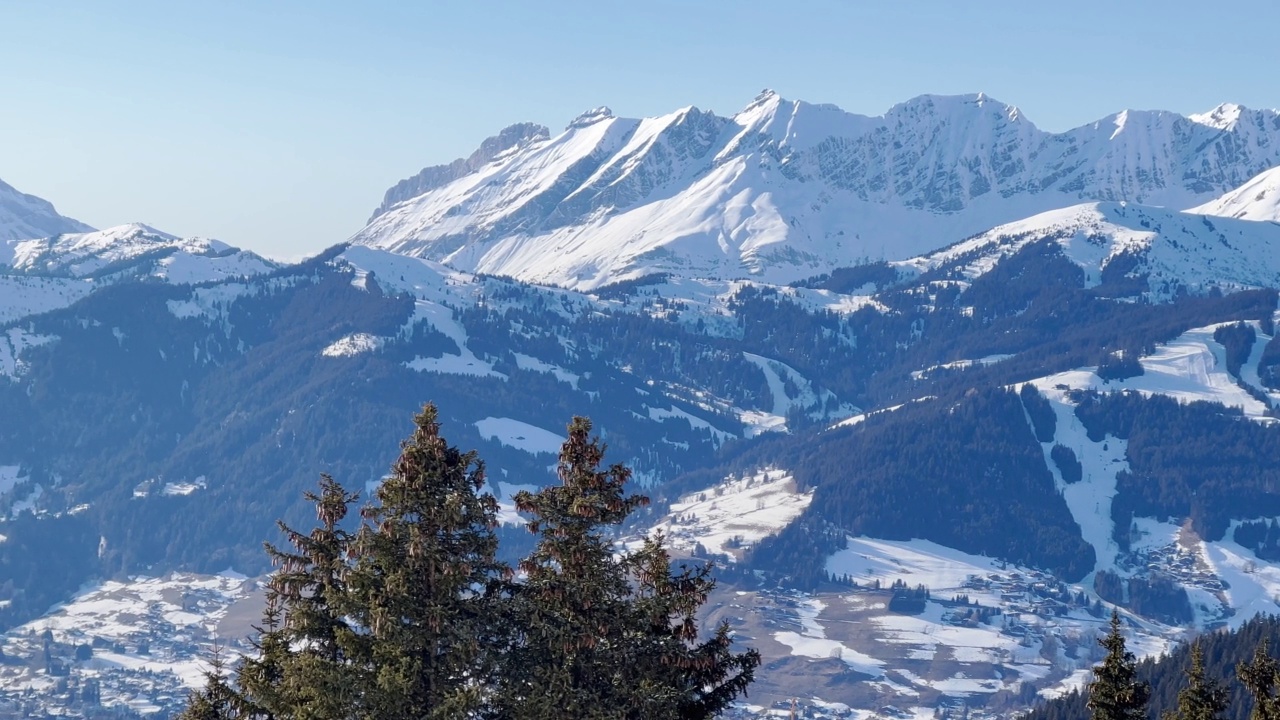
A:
[244, 474, 360, 719]
[1239, 641, 1280, 720]
[498, 416, 649, 718]
[1163, 643, 1229, 720]
[234, 593, 289, 719]
[181, 407, 756, 719]
[1089, 610, 1152, 720]
[178, 650, 251, 720]
[497, 417, 758, 719]
[346, 402, 505, 720]
[623, 534, 761, 719]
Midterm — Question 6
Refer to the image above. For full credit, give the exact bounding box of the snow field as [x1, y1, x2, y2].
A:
[473, 417, 563, 455]
[404, 300, 505, 378]
[0, 466, 22, 495]
[513, 352, 579, 388]
[772, 598, 885, 677]
[644, 469, 811, 559]
[0, 275, 94, 324]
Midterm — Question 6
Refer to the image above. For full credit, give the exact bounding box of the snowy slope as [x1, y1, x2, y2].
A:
[1029, 321, 1278, 425]
[640, 469, 812, 560]
[0, 223, 276, 280]
[353, 92, 1280, 289]
[1190, 166, 1280, 222]
[0, 177, 93, 242]
[0, 224, 278, 329]
[896, 202, 1280, 300]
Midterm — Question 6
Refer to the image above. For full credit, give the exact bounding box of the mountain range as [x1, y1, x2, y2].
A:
[352, 91, 1280, 289]
[3, 90, 1280, 718]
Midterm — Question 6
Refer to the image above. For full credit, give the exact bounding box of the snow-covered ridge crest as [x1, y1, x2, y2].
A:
[896, 201, 1280, 300]
[0, 176, 93, 242]
[1191, 166, 1280, 222]
[368, 122, 551, 222]
[0, 222, 277, 281]
[352, 92, 1280, 290]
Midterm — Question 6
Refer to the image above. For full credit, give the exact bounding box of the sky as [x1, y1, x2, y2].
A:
[2, 0, 1278, 259]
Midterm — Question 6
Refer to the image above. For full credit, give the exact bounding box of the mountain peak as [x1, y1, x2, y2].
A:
[98, 222, 179, 242]
[0, 177, 94, 242]
[368, 122, 551, 222]
[1190, 102, 1247, 130]
[747, 88, 782, 107]
[567, 106, 615, 129]
[0, 222, 275, 281]
[892, 92, 1014, 112]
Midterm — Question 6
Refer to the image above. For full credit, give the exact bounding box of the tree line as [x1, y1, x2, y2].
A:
[180, 403, 759, 719]
[1028, 613, 1280, 720]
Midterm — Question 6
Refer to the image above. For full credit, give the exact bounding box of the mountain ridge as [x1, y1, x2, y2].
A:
[0, 222, 278, 282]
[352, 91, 1280, 289]
[0, 177, 94, 242]
[1192, 166, 1280, 222]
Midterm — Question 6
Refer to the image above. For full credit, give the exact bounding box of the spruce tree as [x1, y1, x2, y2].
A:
[1089, 610, 1151, 720]
[623, 533, 761, 718]
[346, 402, 505, 720]
[228, 474, 361, 720]
[180, 405, 758, 719]
[495, 417, 758, 719]
[1162, 643, 1228, 720]
[497, 416, 648, 718]
[234, 592, 289, 719]
[1239, 640, 1280, 720]
[178, 649, 251, 720]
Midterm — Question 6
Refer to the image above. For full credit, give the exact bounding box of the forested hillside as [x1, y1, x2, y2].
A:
[1024, 615, 1280, 720]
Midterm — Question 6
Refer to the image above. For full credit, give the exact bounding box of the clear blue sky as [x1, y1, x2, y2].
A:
[2, 0, 1277, 259]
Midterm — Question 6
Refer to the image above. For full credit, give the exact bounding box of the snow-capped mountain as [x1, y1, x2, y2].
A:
[352, 91, 1280, 289]
[0, 222, 277, 281]
[11, 91, 1280, 719]
[368, 122, 551, 223]
[6, 208, 1280, 717]
[896, 201, 1280, 300]
[0, 223, 279, 325]
[1191, 165, 1280, 222]
[0, 177, 93, 242]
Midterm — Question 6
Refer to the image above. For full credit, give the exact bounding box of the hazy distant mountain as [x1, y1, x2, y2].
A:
[352, 91, 1280, 289]
[0, 222, 276, 281]
[0, 222, 278, 325]
[0, 177, 93, 242]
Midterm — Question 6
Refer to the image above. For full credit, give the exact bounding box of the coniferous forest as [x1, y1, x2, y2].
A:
[1026, 614, 1280, 720]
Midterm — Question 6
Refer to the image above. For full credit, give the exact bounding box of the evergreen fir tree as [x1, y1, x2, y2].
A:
[178, 648, 250, 720]
[1089, 610, 1151, 720]
[495, 417, 757, 719]
[497, 416, 648, 718]
[1239, 640, 1280, 720]
[180, 405, 758, 720]
[1162, 643, 1229, 720]
[234, 592, 289, 719]
[623, 533, 761, 718]
[346, 402, 505, 720]
[249, 473, 360, 719]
